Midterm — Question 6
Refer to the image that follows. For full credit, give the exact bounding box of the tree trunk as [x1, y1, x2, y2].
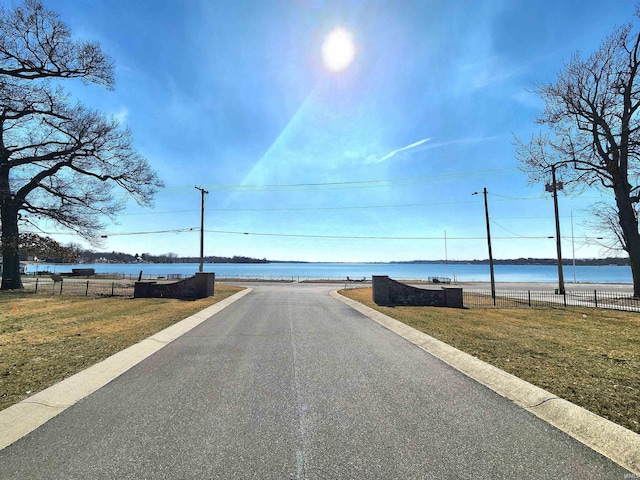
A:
[615, 190, 640, 296]
[1, 197, 23, 290]
[629, 248, 640, 297]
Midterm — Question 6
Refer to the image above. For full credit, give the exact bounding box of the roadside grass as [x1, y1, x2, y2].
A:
[340, 287, 640, 435]
[0, 285, 244, 411]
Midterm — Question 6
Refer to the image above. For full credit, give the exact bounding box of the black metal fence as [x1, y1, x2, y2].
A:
[18, 278, 640, 313]
[31, 272, 184, 281]
[23, 278, 135, 297]
[463, 289, 640, 312]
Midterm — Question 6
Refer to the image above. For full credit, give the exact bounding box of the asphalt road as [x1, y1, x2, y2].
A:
[0, 284, 631, 479]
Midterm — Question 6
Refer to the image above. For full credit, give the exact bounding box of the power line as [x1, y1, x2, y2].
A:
[490, 220, 527, 237]
[23, 226, 616, 241]
[97, 227, 197, 236]
[118, 196, 566, 217]
[119, 200, 480, 216]
[203, 229, 556, 241]
[20, 227, 198, 237]
[153, 167, 520, 195]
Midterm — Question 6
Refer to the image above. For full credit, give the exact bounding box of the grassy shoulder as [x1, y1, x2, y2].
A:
[340, 287, 640, 435]
[0, 285, 244, 411]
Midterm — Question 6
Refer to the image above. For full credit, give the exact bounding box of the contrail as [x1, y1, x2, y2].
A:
[375, 137, 432, 163]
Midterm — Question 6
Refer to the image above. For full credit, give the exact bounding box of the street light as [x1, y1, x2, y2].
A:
[473, 187, 496, 304]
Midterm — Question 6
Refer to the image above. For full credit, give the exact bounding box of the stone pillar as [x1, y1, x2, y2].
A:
[443, 287, 463, 308]
[372, 275, 390, 305]
[193, 272, 215, 297]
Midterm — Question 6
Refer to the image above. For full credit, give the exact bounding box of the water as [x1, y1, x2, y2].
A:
[28, 262, 633, 284]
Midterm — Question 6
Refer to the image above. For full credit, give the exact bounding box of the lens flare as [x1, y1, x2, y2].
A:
[321, 27, 356, 72]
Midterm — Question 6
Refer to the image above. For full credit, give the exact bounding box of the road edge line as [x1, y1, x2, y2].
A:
[331, 289, 640, 475]
[0, 287, 253, 451]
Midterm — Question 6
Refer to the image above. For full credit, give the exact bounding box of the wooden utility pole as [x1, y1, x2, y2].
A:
[546, 165, 565, 295]
[474, 188, 496, 304]
[195, 186, 209, 273]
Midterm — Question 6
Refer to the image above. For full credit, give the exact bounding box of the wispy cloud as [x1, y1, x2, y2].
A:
[113, 107, 129, 125]
[370, 137, 432, 164]
[367, 136, 500, 165]
[419, 136, 499, 151]
[460, 57, 527, 91]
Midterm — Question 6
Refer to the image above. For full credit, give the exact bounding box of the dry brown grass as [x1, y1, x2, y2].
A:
[0, 285, 243, 411]
[340, 287, 640, 434]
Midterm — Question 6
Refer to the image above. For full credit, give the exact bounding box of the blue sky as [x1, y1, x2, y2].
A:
[23, 0, 638, 262]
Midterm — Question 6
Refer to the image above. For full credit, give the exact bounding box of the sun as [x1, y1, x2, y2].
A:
[321, 27, 356, 73]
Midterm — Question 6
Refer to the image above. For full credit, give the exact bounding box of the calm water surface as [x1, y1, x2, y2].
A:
[31, 262, 633, 284]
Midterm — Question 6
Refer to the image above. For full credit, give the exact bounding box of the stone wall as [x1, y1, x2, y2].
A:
[134, 272, 215, 299]
[372, 275, 463, 308]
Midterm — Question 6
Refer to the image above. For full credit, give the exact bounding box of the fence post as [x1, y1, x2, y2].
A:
[111, 282, 115, 296]
[594, 290, 598, 308]
[528, 290, 531, 307]
[35, 277, 39, 293]
[86, 280, 90, 296]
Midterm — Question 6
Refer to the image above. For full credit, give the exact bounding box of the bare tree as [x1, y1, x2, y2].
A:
[0, 0, 162, 289]
[516, 18, 640, 296]
[583, 202, 627, 253]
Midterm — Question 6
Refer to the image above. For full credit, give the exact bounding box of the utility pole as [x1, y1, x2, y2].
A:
[473, 188, 496, 304]
[546, 165, 565, 295]
[571, 210, 576, 284]
[444, 229, 448, 278]
[195, 186, 209, 273]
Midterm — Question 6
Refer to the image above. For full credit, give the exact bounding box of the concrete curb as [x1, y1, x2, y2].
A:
[0, 288, 253, 451]
[331, 290, 640, 475]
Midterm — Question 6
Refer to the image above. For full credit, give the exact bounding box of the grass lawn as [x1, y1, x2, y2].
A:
[340, 287, 640, 435]
[0, 285, 244, 411]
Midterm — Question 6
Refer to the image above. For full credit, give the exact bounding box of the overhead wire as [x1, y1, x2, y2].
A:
[116, 194, 579, 217]
[203, 229, 556, 241]
[119, 195, 571, 217]
[22, 225, 616, 241]
[119, 200, 481, 216]
[22, 165, 610, 244]
[154, 167, 521, 196]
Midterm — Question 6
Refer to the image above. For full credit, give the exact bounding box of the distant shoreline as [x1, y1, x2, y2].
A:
[26, 257, 630, 267]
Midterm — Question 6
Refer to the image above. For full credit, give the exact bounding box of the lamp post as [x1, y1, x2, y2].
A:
[545, 165, 565, 295]
[473, 188, 496, 304]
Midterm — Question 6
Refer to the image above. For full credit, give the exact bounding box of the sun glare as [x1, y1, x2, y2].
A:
[321, 27, 356, 73]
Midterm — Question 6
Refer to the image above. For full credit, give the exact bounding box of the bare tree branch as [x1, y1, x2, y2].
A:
[0, 0, 114, 87]
[515, 17, 640, 295]
[0, 1, 162, 289]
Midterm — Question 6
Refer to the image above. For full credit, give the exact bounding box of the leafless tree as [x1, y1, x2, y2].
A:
[0, 0, 162, 289]
[516, 17, 640, 295]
